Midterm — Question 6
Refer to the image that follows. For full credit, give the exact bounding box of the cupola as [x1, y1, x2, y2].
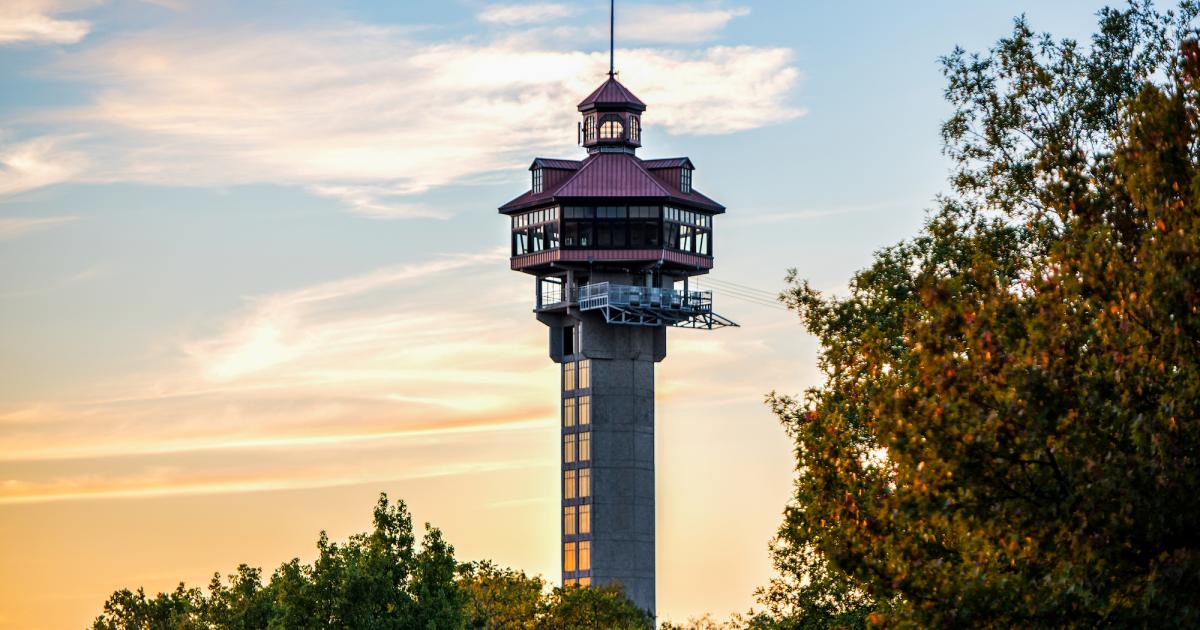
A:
[578, 75, 646, 153]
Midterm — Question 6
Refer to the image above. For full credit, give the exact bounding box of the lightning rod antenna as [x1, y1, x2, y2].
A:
[609, 0, 615, 77]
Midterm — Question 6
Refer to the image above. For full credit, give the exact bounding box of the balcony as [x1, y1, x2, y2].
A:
[539, 281, 736, 329]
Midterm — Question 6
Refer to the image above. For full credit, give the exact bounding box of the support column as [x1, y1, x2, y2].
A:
[557, 304, 661, 617]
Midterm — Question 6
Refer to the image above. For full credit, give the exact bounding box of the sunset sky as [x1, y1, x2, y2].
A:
[2, 1, 1114, 627]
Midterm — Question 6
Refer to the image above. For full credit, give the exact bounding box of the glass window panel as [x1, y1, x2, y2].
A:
[579, 504, 591, 534]
[564, 434, 576, 463]
[578, 360, 590, 388]
[579, 431, 591, 462]
[630, 222, 645, 247]
[564, 542, 576, 572]
[646, 222, 661, 247]
[563, 362, 575, 391]
[564, 577, 577, 587]
[596, 224, 612, 247]
[578, 396, 590, 426]
[564, 470, 576, 499]
[578, 468, 591, 498]
[578, 577, 591, 586]
[564, 506, 576, 535]
[579, 541, 591, 571]
[600, 118, 624, 139]
[563, 397, 576, 428]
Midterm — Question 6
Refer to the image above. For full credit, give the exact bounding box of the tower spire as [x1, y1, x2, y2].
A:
[609, 0, 615, 77]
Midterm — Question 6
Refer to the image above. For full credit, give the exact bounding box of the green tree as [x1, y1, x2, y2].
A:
[91, 584, 205, 630]
[410, 525, 464, 630]
[93, 494, 651, 629]
[204, 565, 276, 630]
[539, 584, 653, 629]
[458, 561, 544, 630]
[765, 2, 1200, 627]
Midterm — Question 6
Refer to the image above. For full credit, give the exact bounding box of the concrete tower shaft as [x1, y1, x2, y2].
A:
[499, 69, 734, 618]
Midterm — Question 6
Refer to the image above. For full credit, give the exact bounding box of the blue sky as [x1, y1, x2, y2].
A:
[0, 1, 1128, 627]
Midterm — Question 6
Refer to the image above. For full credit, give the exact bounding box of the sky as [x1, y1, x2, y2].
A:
[0, 0, 1125, 627]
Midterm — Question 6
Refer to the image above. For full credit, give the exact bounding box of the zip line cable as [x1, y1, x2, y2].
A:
[694, 278, 790, 310]
[702, 277, 782, 298]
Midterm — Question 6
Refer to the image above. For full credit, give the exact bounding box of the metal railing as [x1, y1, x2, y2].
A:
[575, 282, 711, 312]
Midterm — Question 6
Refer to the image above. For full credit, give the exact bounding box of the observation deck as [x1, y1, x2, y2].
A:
[538, 281, 737, 329]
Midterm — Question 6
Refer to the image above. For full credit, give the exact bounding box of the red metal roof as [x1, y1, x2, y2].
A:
[498, 152, 724, 214]
[641, 158, 693, 170]
[577, 76, 647, 112]
[531, 158, 583, 170]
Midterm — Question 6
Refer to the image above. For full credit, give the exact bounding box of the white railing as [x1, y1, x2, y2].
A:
[575, 282, 712, 312]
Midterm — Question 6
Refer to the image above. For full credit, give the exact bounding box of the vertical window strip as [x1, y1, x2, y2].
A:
[578, 359, 590, 389]
[563, 362, 575, 392]
[578, 468, 591, 498]
[578, 541, 591, 571]
[579, 504, 591, 534]
[564, 542, 577, 572]
[564, 506, 576, 535]
[578, 396, 591, 426]
[579, 431, 591, 462]
[564, 470, 577, 499]
[564, 434, 576, 463]
[563, 397, 576, 428]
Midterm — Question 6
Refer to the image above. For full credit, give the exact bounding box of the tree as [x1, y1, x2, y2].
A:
[92, 493, 651, 629]
[765, 2, 1200, 627]
[91, 584, 205, 630]
[539, 583, 654, 629]
[458, 562, 544, 630]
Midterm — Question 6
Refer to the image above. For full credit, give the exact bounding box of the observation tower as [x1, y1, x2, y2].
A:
[497, 8, 734, 615]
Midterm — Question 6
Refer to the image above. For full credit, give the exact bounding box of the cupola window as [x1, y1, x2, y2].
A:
[599, 116, 625, 140]
[681, 168, 692, 193]
[532, 168, 543, 193]
[583, 116, 597, 143]
[630, 116, 640, 143]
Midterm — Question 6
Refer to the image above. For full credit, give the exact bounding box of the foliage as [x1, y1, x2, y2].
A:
[91, 493, 649, 629]
[540, 583, 654, 629]
[458, 562, 543, 629]
[764, 2, 1200, 627]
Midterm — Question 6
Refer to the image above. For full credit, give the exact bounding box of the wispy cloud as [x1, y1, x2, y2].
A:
[0, 0, 93, 45]
[479, 3, 576, 25]
[621, 3, 751, 44]
[0, 455, 548, 505]
[0, 135, 88, 196]
[0, 215, 78, 239]
[25, 23, 799, 212]
[0, 249, 558, 504]
[308, 184, 449, 220]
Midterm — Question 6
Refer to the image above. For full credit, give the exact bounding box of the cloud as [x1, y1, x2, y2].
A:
[31, 23, 799, 212]
[0, 135, 88, 196]
[0, 0, 93, 45]
[479, 3, 576, 25]
[308, 184, 449, 220]
[0, 249, 537, 454]
[185, 252, 503, 381]
[0, 215, 78, 240]
[621, 3, 750, 44]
